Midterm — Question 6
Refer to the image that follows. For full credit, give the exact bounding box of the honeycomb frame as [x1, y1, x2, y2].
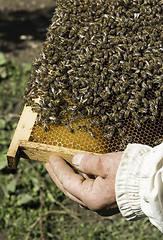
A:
[7, 105, 100, 169]
[7, 103, 163, 169]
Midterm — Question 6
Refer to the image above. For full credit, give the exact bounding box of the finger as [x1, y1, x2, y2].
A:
[72, 152, 123, 177]
[48, 156, 89, 198]
[82, 173, 95, 180]
[45, 162, 85, 206]
[48, 156, 97, 204]
[79, 204, 89, 210]
[72, 153, 107, 177]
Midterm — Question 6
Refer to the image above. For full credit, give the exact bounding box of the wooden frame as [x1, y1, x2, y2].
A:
[7, 105, 95, 169]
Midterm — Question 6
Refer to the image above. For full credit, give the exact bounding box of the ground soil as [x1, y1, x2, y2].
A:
[0, 0, 56, 63]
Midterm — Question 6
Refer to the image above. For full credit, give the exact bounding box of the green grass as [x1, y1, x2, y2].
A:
[0, 53, 162, 239]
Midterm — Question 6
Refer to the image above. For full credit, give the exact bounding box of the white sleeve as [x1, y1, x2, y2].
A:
[115, 142, 163, 233]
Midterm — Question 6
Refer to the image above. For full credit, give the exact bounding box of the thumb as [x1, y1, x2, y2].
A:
[72, 153, 107, 177]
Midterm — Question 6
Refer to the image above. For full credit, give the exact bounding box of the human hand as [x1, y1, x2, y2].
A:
[45, 152, 123, 216]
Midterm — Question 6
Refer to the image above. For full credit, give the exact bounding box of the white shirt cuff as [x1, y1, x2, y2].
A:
[115, 143, 152, 220]
[115, 142, 163, 233]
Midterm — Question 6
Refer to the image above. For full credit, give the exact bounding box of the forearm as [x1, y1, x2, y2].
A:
[115, 142, 163, 233]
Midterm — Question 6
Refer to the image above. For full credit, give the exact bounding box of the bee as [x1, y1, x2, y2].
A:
[49, 116, 57, 121]
[93, 107, 101, 115]
[87, 119, 94, 127]
[142, 98, 149, 108]
[108, 79, 114, 89]
[141, 71, 147, 79]
[154, 138, 163, 145]
[147, 80, 153, 89]
[119, 109, 125, 119]
[138, 108, 148, 114]
[82, 125, 88, 132]
[122, 94, 129, 104]
[103, 67, 108, 75]
[124, 109, 131, 118]
[141, 115, 149, 123]
[152, 110, 158, 118]
[141, 81, 148, 90]
[119, 129, 125, 138]
[86, 107, 93, 117]
[155, 91, 161, 98]
[106, 125, 116, 135]
[88, 128, 95, 138]
[93, 118, 101, 126]
[76, 126, 82, 130]
[67, 125, 74, 133]
[114, 114, 119, 122]
[103, 133, 113, 141]
[43, 121, 49, 132]
[121, 137, 128, 146]
[78, 113, 85, 119]
[93, 97, 102, 105]
[149, 100, 156, 112]
[36, 112, 42, 123]
[61, 120, 67, 126]
[119, 142, 125, 151]
[73, 0, 80, 6]
[67, 105, 78, 111]
[117, 102, 122, 111]
[101, 115, 108, 124]
[126, 136, 133, 143]
[112, 84, 120, 94]
[134, 120, 141, 128]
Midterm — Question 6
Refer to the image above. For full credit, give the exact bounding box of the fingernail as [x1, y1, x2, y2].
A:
[72, 153, 85, 167]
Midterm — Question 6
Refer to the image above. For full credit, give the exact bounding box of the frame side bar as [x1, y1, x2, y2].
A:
[7, 105, 37, 169]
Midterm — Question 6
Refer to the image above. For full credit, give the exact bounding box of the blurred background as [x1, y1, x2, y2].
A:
[0, 1, 162, 239]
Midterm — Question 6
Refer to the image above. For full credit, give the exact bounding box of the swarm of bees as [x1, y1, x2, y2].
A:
[25, 0, 163, 151]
